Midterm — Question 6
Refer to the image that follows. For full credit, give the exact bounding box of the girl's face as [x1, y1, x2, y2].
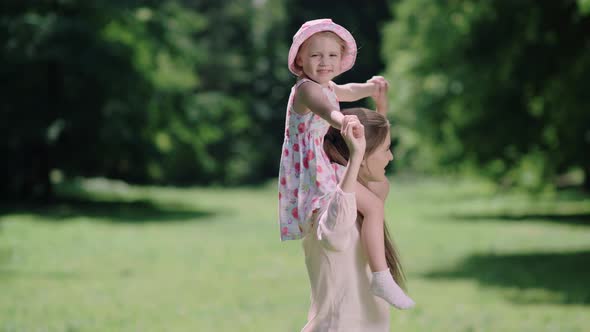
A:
[296, 34, 343, 86]
[360, 130, 394, 182]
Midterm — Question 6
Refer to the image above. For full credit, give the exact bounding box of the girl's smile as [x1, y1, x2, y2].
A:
[296, 34, 343, 86]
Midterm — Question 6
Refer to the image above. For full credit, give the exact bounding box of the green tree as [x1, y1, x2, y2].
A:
[0, 0, 292, 199]
[0, 0, 396, 200]
[383, 0, 590, 189]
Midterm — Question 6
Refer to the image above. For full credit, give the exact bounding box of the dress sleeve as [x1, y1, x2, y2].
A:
[316, 186, 358, 251]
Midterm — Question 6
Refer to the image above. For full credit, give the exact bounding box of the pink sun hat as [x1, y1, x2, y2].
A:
[288, 18, 357, 76]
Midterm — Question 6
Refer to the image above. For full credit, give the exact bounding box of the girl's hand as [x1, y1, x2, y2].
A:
[341, 117, 366, 158]
[367, 76, 389, 114]
[367, 76, 389, 97]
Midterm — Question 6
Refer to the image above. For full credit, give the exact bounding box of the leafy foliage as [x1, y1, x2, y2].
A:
[383, 0, 590, 189]
[0, 0, 291, 199]
[2, 0, 589, 199]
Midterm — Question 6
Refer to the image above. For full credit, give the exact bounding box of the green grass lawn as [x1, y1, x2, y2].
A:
[1, 176, 589, 331]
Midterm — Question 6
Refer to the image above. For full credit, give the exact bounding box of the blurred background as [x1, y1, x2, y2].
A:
[1, 0, 589, 331]
[1, 0, 590, 197]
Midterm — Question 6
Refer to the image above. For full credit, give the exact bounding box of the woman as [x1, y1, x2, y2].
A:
[301, 108, 412, 332]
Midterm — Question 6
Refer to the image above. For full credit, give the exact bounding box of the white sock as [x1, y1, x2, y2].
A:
[370, 269, 415, 309]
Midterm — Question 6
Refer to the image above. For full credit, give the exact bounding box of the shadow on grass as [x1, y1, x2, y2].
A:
[0, 268, 79, 280]
[0, 197, 217, 223]
[424, 250, 590, 305]
[451, 212, 590, 227]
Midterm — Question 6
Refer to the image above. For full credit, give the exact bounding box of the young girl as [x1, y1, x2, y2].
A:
[278, 18, 414, 309]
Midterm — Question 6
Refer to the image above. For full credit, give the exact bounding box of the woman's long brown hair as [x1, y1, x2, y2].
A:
[324, 107, 408, 290]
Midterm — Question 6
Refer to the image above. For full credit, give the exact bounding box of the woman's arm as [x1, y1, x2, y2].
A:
[317, 120, 365, 251]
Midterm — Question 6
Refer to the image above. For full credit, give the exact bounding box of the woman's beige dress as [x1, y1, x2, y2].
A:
[301, 187, 390, 332]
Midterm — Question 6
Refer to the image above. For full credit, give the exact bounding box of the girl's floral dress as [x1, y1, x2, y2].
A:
[278, 78, 341, 241]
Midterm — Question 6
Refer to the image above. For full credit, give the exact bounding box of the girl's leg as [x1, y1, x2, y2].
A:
[355, 181, 415, 309]
[354, 182, 387, 272]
